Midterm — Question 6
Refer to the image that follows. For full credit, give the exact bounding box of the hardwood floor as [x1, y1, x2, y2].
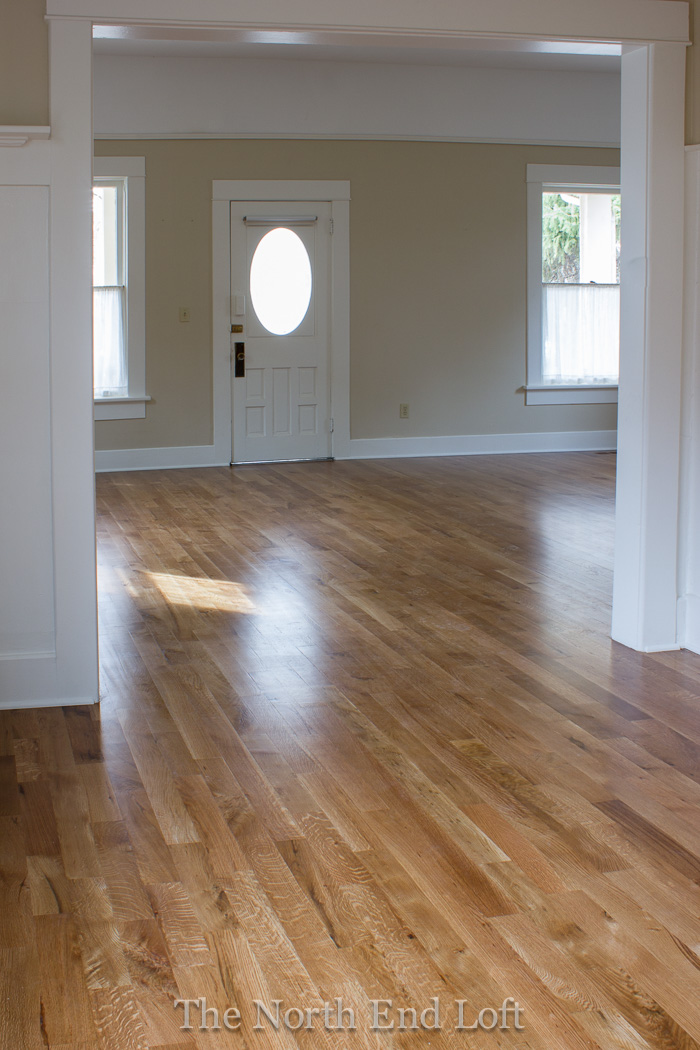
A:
[4, 452, 700, 1049]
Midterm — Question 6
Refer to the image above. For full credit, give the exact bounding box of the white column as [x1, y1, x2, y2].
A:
[612, 43, 686, 652]
[48, 18, 99, 703]
[0, 18, 98, 708]
[678, 146, 700, 655]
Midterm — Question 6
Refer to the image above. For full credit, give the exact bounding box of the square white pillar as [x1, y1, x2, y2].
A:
[612, 42, 686, 652]
[678, 147, 700, 655]
[0, 18, 98, 708]
[48, 17, 99, 704]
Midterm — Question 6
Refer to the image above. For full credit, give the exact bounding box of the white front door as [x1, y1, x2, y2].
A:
[230, 201, 332, 463]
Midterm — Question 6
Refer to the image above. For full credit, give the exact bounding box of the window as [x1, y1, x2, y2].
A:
[526, 164, 621, 406]
[249, 227, 313, 335]
[93, 157, 148, 420]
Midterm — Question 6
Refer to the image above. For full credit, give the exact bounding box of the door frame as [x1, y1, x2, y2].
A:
[212, 180, 351, 464]
[17, 1, 686, 713]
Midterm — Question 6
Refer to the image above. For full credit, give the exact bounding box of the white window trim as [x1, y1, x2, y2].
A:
[525, 163, 621, 407]
[93, 156, 148, 421]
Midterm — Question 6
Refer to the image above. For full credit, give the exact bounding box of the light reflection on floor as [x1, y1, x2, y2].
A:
[143, 571, 257, 613]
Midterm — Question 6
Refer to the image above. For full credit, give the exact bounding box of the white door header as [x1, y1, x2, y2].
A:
[46, 0, 689, 48]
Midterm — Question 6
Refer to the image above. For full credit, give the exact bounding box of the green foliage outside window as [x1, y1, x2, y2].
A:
[542, 193, 580, 283]
[542, 192, 621, 284]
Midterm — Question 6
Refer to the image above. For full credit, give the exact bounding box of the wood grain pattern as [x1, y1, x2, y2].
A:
[3, 452, 700, 1048]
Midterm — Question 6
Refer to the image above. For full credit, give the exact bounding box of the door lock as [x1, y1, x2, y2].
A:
[234, 342, 245, 378]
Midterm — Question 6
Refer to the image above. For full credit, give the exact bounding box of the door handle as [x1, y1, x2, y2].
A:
[234, 342, 245, 378]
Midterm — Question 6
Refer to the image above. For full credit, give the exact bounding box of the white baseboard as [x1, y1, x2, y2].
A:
[341, 429, 617, 460]
[0, 652, 98, 710]
[96, 431, 617, 472]
[95, 444, 228, 472]
[0, 695, 96, 711]
[678, 594, 700, 655]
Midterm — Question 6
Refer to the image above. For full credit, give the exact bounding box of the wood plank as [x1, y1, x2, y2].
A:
[35, 915, 97, 1045]
[8, 455, 700, 1050]
[0, 815, 32, 947]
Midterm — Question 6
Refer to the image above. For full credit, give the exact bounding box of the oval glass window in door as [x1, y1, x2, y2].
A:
[250, 227, 312, 335]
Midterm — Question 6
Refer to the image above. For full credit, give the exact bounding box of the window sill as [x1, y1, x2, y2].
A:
[525, 385, 618, 406]
[94, 396, 151, 421]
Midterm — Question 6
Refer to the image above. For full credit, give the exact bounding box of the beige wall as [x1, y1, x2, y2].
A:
[95, 139, 619, 451]
[0, 0, 48, 125]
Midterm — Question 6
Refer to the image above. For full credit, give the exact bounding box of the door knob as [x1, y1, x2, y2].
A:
[234, 342, 245, 378]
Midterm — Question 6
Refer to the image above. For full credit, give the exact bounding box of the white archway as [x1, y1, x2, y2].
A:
[4, 0, 687, 707]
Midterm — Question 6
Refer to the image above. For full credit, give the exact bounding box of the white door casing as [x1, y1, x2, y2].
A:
[230, 201, 332, 462]
[212, 180, 351, 467]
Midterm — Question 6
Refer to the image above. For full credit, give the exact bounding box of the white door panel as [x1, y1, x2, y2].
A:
[230, 201, 332, 463]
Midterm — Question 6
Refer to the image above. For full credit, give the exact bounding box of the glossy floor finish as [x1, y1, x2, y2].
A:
[4, 453, 700, 1049]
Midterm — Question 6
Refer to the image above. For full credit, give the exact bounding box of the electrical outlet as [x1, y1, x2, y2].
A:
[399, 403, 409, 419]
[179, 307, 191, 323]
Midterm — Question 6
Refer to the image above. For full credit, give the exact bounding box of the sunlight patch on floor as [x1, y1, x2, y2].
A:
[144, 571, 256, 613]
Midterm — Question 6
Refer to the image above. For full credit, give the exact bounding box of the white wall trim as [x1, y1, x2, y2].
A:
[212, 198, 234, 465]
[636, 642, 682, 653]
[213, 180, 351, 201]
[0, 695, 97, 711]
[678, 596, 700, 655]
[0, 125, 51, 147]
[341, 430, 617, 460]
[45, 0, 690, 47]
[94, 430, 617, 470]
[97, 132, 621, 148]
[94, 396, 150, 420]
[95, 444, 228, 471]
[0, 654, 62, 710]
[525, 385, 618, 405]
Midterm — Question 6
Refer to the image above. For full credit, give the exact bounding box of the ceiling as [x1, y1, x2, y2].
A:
[92, 26, 621, 74]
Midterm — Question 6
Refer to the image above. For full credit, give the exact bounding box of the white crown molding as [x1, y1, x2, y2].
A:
[96, 131, 620, 148]
[0, 126, 51, 147]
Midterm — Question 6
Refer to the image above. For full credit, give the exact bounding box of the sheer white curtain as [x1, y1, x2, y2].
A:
[93, 285, 126, 396]
[542, 284, 619, 384]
